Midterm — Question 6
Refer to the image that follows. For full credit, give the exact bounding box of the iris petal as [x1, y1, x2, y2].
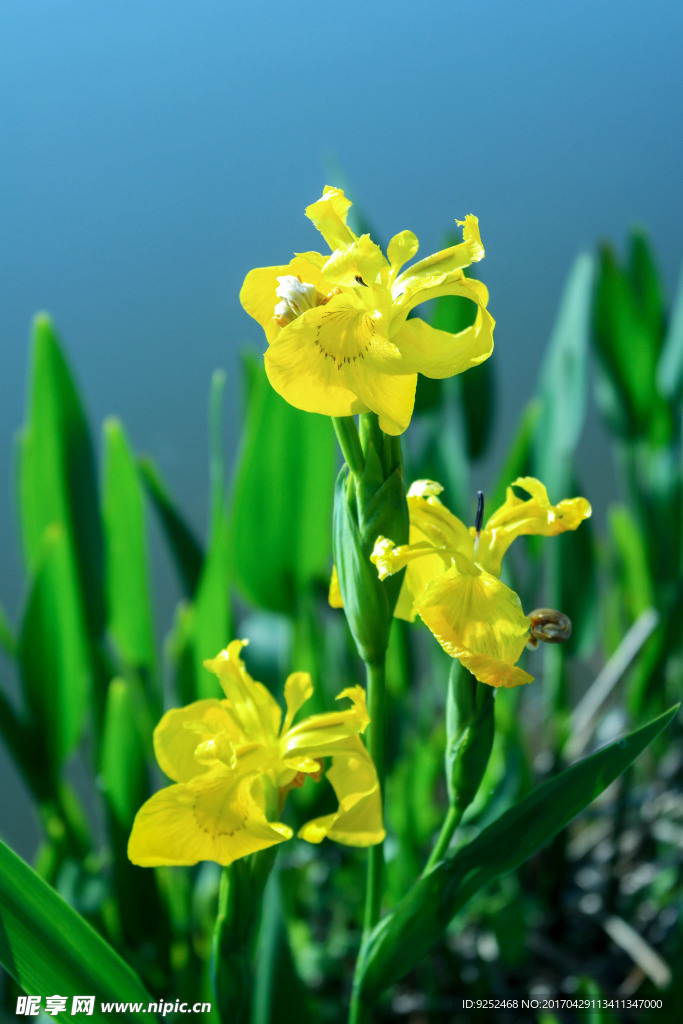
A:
[298, 738, 385, 846]
[154, 699, 241, 783]
[477, 477, 592, 576]
[128, 771, 292, 867]
[414, 556, 532, 685]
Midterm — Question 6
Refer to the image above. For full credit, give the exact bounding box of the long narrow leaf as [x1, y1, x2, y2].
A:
[138, 456, 204, 598]
[230, 356, 335, 614]
[103, 419, 155, 673]
[356, 705, 678, 1000]
[18, 526, 91, 774]
[532, 253, 593, 496]
[0, 840, 155, 1023]
[18, 315, 104, 640]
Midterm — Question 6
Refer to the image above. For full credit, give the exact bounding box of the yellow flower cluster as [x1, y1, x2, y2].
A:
[370, 478, 591, 687]
[240, 186, 494, 435]
[128, 641, 384, 866]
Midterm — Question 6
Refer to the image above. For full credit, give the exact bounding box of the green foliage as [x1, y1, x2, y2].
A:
[18, 526, 91, 777]
[594, 232, 672, 444]
[355, 706, 678, 1001]
[18, 315, 104, 641]
[230, 355, 336, 614]
[138, 456, 204, 597]
[0, 840, 154, 1022]
[103, 420, 156, 675]
[1, 225, 681, 1022]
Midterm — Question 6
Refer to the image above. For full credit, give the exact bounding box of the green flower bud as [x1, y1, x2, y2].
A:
[333, 442, 409, 665]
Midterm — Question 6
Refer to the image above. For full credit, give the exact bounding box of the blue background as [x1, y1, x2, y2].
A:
[1, 0, 682, 847]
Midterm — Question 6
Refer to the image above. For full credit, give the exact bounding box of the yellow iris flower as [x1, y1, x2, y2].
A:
[370, 478, 591, 688]
[240, 186, 495, 435]
[128, 640, 384, 866]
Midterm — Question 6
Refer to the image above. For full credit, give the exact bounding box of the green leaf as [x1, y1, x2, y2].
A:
[0, 839, 155, 1022]
[138, 456, 204, 598]
[533, 253, 593, 495]
[191, 514, 232, 699]
[0, 602, 15, 655]
[657, 263, 683, 402]
[100, 678, 149, 828]
[18, 314, 104, 641]
[593, 241, 671, 444]
[628, 230, 666, 347]
[230, 356, 336, 614]
[545, 466, 598, 660]
[608, 504, 655, 622]
[355, 705, 678, 1001]
[18, 526, 91, 774]
[0, 686, 34, 791]
[102, 420, 155, 673]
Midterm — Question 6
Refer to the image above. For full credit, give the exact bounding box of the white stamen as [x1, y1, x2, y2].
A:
[274, 275, 320, 325]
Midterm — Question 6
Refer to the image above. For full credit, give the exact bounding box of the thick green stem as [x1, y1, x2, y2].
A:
[211, 846, 278, 1024]
[333, 416, 364, 477]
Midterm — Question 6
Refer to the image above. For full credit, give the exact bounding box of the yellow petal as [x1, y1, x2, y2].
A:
[371, 485, 473, 620]
[322, 235, 389, 288]
[154, 699, 241, 783]
[478, 477, 592, 576]
[407, 485, 473, 553]
[240, 257, 329, 344]
[305, 186, 356, 251]
[128, 771, 292, 867]
[204, 640, 282, 743]
[282, 671, 314, 734]
[328, 565, 344, 608]
[387, 230, 419, 279]
[414, 554, 532, 687]
[263, 297, 417, 433]
[452, 651, 534, 689]
[282, 685, 369, 758]
[298, 737, 384, 847]
[391, 295, 494, 379]
[391, 217, 485, 313]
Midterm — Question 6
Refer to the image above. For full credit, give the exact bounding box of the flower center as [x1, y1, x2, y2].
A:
[273, 275, 326, 327]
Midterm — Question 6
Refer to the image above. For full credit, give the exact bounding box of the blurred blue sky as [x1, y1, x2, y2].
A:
[2, 0, 682, 624]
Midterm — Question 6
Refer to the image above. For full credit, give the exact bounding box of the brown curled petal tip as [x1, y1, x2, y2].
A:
[528, 608, 572, 645]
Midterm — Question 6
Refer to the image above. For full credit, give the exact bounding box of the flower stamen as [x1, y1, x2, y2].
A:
[273, 275, 325, 327]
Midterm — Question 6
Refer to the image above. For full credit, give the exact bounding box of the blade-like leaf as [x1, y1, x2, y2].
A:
[0, 602, 15, 655]
[230, 356, 335, 614]
[188, 372, 234, 699]
[192, 514, 232, 700]
[593, 242, 671, 444]
[138, 456, 204, 598]
[0, 840, 155, 1022]
[533, 253, 593, 496]
[657, 262, 683, 402]
[18, 314, 104, 640]
[356, 705, 678, 1001]
[100, 678, 149, 828]
[103, 419, 155, 673]
[18, 526, 91, 774]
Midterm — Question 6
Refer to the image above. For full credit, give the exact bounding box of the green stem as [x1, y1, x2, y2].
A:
[348, 659, 386, 1024]
[423, 804, 464, 873]
[333, 416, 364, 477]
[363, 659, 386, 933]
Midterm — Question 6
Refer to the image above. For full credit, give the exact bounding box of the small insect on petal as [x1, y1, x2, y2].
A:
[527, 608, 572, 648]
